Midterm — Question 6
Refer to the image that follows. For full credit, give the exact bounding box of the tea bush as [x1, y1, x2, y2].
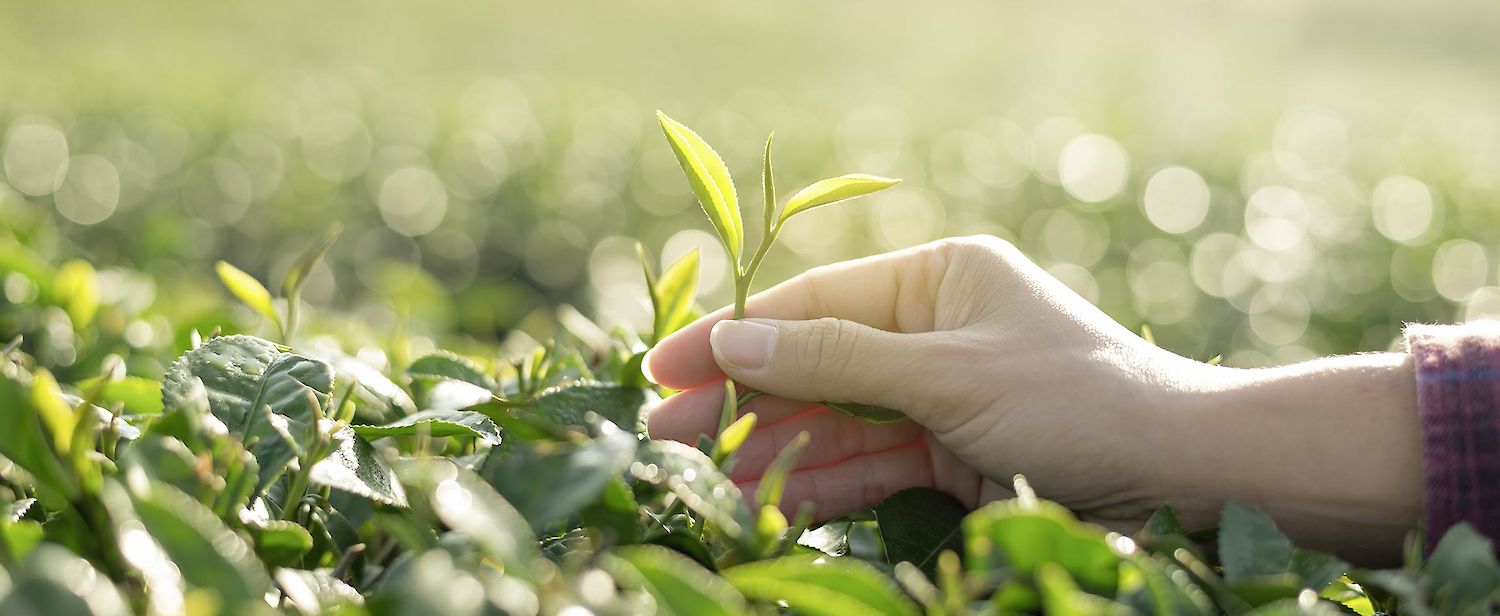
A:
[2, 114, 1499, 615]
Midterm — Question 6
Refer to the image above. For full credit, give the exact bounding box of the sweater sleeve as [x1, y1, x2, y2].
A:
[1404, 321, 1500, 548]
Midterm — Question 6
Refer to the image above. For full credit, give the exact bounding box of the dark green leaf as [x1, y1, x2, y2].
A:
[161, 335, 334, 492]
[1289, 549, 1349, 592]
[824, 402, 907, 423]
[309, 423, 408, 507]
[406, 352, 497, 390]
[274, 568, 364, 615]
[649, 530, 719, 571]
[1, 545, 130, 616]
[1424, 523, 1500, 611]
[353, 410, 502, 445]
[530, 382, 647, 430]
[126, 479, 271, 606]
[874, 488, 967, 578]
[480, 419, 635, 530]
[1219, 501, 1294, 582]
[633, 440, 758, 550]
[2, 497, 36, 522]
[723, 554, 920, 616]
[399, 459, 540, 582]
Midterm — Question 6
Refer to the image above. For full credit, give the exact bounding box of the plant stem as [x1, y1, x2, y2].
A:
[734, 222, 781, 320]
[282, 467, 310, 522]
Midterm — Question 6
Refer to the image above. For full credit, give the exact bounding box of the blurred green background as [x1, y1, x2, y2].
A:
[3, 0, 1500, 378]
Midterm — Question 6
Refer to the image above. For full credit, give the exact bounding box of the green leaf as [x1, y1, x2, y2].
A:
[52, 259, 99, 329]
[530, 382, 648, 430]
[649, 529, 719, 571]
[274, 568, 364, 615]
[874, 488, 967, 578]
[653, 248, 700, 342]
[354, 410, 502, 445]
[0, 376, 76, 498]
[405, 352, 497, 390]
[312, 347, 417, 417]
[762, 132, 776, 236]
[1141, 504, 1185, 539]
[77, 375, 163, 415]
[825, 401, 907, 423]
[1, 519, 45, 563]
[964, 497, 1121, 595]
[249, 520, 315, 567]
[1289, 549, 1349, 592]
[633, 440, 758, 549]
[1218, 501, 1294, 582]
[126, 479, 272, 607]
[603, 545, 749, 616]
[1128, 552, 1215, 616]
[724, 554, 921, 616]
[1424, 523, 1500, 611]
[2, 497, 36, 522]
[778, 174, 901, 225]
[1, 545, 131, 616]
[1036, 563, 1129, 616]
[281, 224, 340, 301]
[581, 477, 642, 544]
[713, 411, 756, 462]
[215, 260, 281, 329]
[480, 419, 635, 530]
[310, 423, 408, 507]
[399, 459, 540, 582]
[657, 111, 742, 265]
[161, 335, 334, 492]
[756, 431, 810, 510]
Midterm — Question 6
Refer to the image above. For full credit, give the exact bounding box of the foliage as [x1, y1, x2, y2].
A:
[0, 115, 1493, 616]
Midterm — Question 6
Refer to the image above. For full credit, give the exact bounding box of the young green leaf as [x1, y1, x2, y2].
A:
[53, 259, 99, 329]
[723, 554, 921, 616]
[756, 431, 810, 510]
[603, 545, 750, 616]
[657, 111, 743, 266]
[215, 260, 282, 330]
[281, 224, 341, 300]
[778, 174, 901, 225]
[762, 132, 776, 235]
[713, 412, 757, 462]
[824, 401, 907, 423]
[654, 248, 701, 342]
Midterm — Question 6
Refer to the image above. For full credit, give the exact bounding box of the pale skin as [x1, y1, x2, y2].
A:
[643, 235, 1422, 566]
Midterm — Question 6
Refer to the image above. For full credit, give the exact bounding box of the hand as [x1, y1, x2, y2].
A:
[643, 236, 1421, 563]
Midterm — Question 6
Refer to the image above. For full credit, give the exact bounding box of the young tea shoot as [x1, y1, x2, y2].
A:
[655, 111, 905, 422]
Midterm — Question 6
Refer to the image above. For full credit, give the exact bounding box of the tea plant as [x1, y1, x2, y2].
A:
[0, 115, 1496, 615]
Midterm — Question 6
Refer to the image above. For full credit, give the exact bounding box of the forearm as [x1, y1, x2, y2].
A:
[1156, 352, 1422, 565]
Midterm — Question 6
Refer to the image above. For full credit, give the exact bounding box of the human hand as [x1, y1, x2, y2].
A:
[644, 235, 1422, 563]
[643, 235, 1216, 531]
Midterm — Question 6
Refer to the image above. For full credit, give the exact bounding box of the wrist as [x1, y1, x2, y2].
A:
[1150, 353, 1422, 564]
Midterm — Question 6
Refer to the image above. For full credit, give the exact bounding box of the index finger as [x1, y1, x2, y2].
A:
[642, 240, 952, 390]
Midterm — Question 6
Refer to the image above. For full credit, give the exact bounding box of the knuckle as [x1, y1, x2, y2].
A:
[795, 317, 858, 390]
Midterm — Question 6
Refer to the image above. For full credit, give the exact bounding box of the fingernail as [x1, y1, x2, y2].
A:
[711, 320, 777, 370]
[640, 348, 658, 384]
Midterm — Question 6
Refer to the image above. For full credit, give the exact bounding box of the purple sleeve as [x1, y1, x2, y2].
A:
[1405, 321, 1500, 548]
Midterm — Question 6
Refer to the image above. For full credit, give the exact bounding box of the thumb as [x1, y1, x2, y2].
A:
[709, 317, 943, 417]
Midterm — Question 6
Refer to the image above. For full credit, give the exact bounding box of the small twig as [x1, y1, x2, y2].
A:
[332, 543, 367, 582]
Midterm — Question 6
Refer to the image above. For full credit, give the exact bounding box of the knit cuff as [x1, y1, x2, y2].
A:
[1405, 321, 1500, 549]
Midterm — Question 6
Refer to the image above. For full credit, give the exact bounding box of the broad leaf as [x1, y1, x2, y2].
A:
[480, 419, 635, 530]
[308, 346, 417, 417]
[1, 545, 130, 616]
[161, 335, 334, 492]
[249, 520, 315, 567]
[657, 111, 742, 265]
[310, 423, 408, 507]
[531, 382, 648, 430]
[2, 497, 36, 522]
[399, 459, 540, 581]
[874, 488, 967, 578]
[215, 261, 281, 329]
[723, 554, 920, 616]
[125, 479, 271, 607]
[603, 545, 749, 616]
[275, 568, 364, 615]
[1218, 501, 1293, 582]
[354, 410, 502, 445]
[825, 401, 907, 423]
[1289, 549, 1349, 592]
[779, 174, 900, 225]
[964, 497, 1120, 595]
[1424, 523, 1500, 612]
[633, 440, 757, 548]
[406, 352, 497, 390]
